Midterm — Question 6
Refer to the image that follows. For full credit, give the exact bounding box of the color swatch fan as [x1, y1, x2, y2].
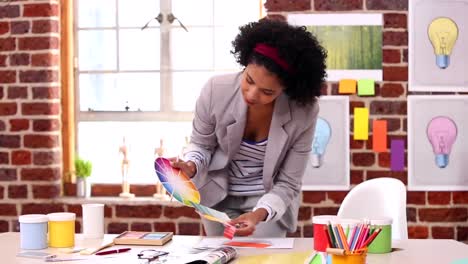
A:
[154, 157, 200, 206]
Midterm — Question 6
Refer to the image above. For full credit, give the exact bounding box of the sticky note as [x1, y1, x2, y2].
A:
[373, 120, 387, 152]
[353, 107, 369, 140]
[339, 79, 357, 94]
[390, 140, 405, 171]
[223, 224, 236, 240]
[357, 79, 375, 96]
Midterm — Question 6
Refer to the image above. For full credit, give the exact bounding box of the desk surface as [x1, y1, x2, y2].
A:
[2, 232, 468, 263]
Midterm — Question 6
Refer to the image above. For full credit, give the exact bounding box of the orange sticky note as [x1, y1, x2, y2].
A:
[373, 120, 387, 152]
[339, 79, 357, 94]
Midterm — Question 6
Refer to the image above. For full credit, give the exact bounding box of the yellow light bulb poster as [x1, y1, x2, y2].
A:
[353, 107, 369, 140]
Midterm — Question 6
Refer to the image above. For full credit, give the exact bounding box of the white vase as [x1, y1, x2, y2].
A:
[76, 178, 90, 197]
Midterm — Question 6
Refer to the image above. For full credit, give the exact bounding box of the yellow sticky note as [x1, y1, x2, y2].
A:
[357, 79, 375, 96]
[339, 79, 357, 94]
[354, 107, 369, 140]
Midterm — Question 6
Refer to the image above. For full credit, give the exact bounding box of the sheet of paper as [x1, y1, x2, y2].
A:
[236, 251, 314, 264]
[353, 107, 369, 140]
[372, 120, 387, 152]
[338, 79, 357, 94]
[391, 139, 405, 171]
[357, 79, 375, 96]
[196, 237, 295, 249]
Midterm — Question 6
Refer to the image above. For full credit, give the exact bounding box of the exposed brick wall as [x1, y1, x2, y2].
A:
[0, 0, 467, 242]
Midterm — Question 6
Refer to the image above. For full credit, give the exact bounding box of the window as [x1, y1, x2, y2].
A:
[75, 0, 264, 183]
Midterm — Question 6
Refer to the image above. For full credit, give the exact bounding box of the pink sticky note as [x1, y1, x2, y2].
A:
[223, 224, 236, 240]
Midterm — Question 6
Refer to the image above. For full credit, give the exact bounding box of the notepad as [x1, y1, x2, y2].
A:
[113, 231, 173, 246]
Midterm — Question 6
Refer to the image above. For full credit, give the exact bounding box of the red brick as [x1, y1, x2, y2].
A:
[0, 204, 17, 216]
[33, 119, 60, 131]
[0, 120, 4, 131]
[0, 186, 3, 199]
[0, 38, 16, 52]
[0, 5, 20, 18]
[457, 226, 468, 241]
[32, 19, 59, 33]
[164, 206, 200, 219]
[0, 168, 17, 181]
[75, 221, 81, 233]
[129, 184, 157, 196]
[32, 86, 59, 99]
[286, 226, 302, 238]
[313, 207, 339, 216]
[370, 100, 407, 115]
[419, 208, 467, 222]
[349, 101, 365, 115]
[12, 150, 31, 165]
[11, 21, 30, 34]
[302, 191, 326, 204]
[0, 152, 8, 164]
[380, 83, 405, 98]
[0, 70, 16, 83]
[432, 226, 454, 239]
[8, 185, 27, 199]
[384, 13, 407, 29]
[24, 3, 59, 17]
[453, 192, 468, 204]
[428, 192, 451, 205]
[408, 225, 428, 239]
[382, 49, 401, 63]
[178, 222, 200, 235]
[350, 135, 364, 149]
[350, 170, 364, 185]
[33, 151, 61, 165]
[10, 119, 29, 131]
[92, 184, 121, 197]
[265, 14, 286, 22]
[0, 54, 6, 66]
[107, 222, 128, 234]
[32, 184, 60, 198]
[24, 135, 59, 148]
[21, 203, 64, 214]
[63, 182, 76, 196]
[131, 222, 152, 232]
[383, 66, 408, 81]
[66, 204, 82, 217]
[303, 225, 314, 237]
[19, 37, 59, 50]
[20, 70, 59, 83]
[0, 103, 17, 116]
[402, 49, 408, 62]
[154, 222, 176, 233]
[0, 135, 20, 148]
[315, 0, 362, 10]
[366, 0, 408, 10]
[9, 53, 30, 66]
[31, 53, 59, 67]
[407, 207, 416, 222]
[352, 152, 375, 167]
[264, 0, 311, 11]
[21, 167, 61, 181]
[8, 86, 27, 99]
[407, 192, 426, 205]
[383, 31, 408, 46]
[367, 171, 407, 184]
[298, 206, 312, 221]
[0, 220, 8, 232]
[377, 152, 390, 167]
[0, 22, 9, 35]
[327, 191, 348, 203]
[116, 205, 162, 218]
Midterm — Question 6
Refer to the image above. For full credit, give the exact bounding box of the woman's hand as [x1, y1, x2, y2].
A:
[228, 208, 268, 236]
[168, 157, 197, 178]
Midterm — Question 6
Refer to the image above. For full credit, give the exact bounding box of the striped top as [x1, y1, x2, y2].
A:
[228, 139, 267, 196]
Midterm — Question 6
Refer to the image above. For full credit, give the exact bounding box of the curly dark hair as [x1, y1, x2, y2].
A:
[231, 19, 327, 106]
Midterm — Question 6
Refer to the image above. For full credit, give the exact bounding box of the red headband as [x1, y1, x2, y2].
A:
[253, 43, 291, 72]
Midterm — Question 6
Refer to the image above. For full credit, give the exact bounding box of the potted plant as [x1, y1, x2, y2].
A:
[75, 156, 93, 197]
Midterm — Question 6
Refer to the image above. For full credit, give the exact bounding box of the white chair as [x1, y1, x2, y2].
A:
[337, 177, 408, 240]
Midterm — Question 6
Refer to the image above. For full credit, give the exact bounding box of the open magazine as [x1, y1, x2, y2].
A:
[186, 247, 237, 264]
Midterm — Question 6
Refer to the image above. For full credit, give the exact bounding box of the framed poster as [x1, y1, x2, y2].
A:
[408, 95, 468, 190]
[288, 13, 383, 81]
[302, 96, 350, 190]
[409, 0, 468, 91]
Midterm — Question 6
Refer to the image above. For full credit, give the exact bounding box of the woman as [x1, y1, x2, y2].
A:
[171, 19, 327, 237]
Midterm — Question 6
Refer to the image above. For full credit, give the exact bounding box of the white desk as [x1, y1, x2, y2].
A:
[2, 232, 468, 263]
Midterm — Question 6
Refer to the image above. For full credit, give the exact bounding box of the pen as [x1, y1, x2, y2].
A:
[95, 248, 131, 256]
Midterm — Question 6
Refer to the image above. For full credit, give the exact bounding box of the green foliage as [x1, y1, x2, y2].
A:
[74, 156, 92, 178]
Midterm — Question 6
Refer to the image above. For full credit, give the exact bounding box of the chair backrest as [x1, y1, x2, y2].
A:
[337, 177, 408, 240]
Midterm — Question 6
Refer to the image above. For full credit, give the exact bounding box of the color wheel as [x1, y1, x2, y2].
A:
[154, 157, 200, 206]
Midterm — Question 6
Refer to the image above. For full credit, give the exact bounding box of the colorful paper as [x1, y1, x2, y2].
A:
[237, 251, 314, 264]
[353, 108, 369, 140]
[390, 140, 405, 171]
[357, 79, 375, 96]
[373, 120, 387, 152]
[154, 157, 200, 206]
[339, 79, 357, 94]
[224, 241, 271, 248]
[224, 224, 236, 240]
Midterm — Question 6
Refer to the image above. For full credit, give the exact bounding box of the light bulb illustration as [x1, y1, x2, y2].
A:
[428, 17, 458, 69]
[426, 116, 457, 168]
[311, 117, 332, 168]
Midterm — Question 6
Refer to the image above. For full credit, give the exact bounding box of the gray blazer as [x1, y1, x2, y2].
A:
[184, 72, 319, 232]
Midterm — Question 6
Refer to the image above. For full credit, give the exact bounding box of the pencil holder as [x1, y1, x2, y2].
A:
[19, 214, 48, 249]
[312, 215, 340, 252]
[330, 250, 367, 264]
[368, 217, 392, 254]
[47, 212, 75, 248]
